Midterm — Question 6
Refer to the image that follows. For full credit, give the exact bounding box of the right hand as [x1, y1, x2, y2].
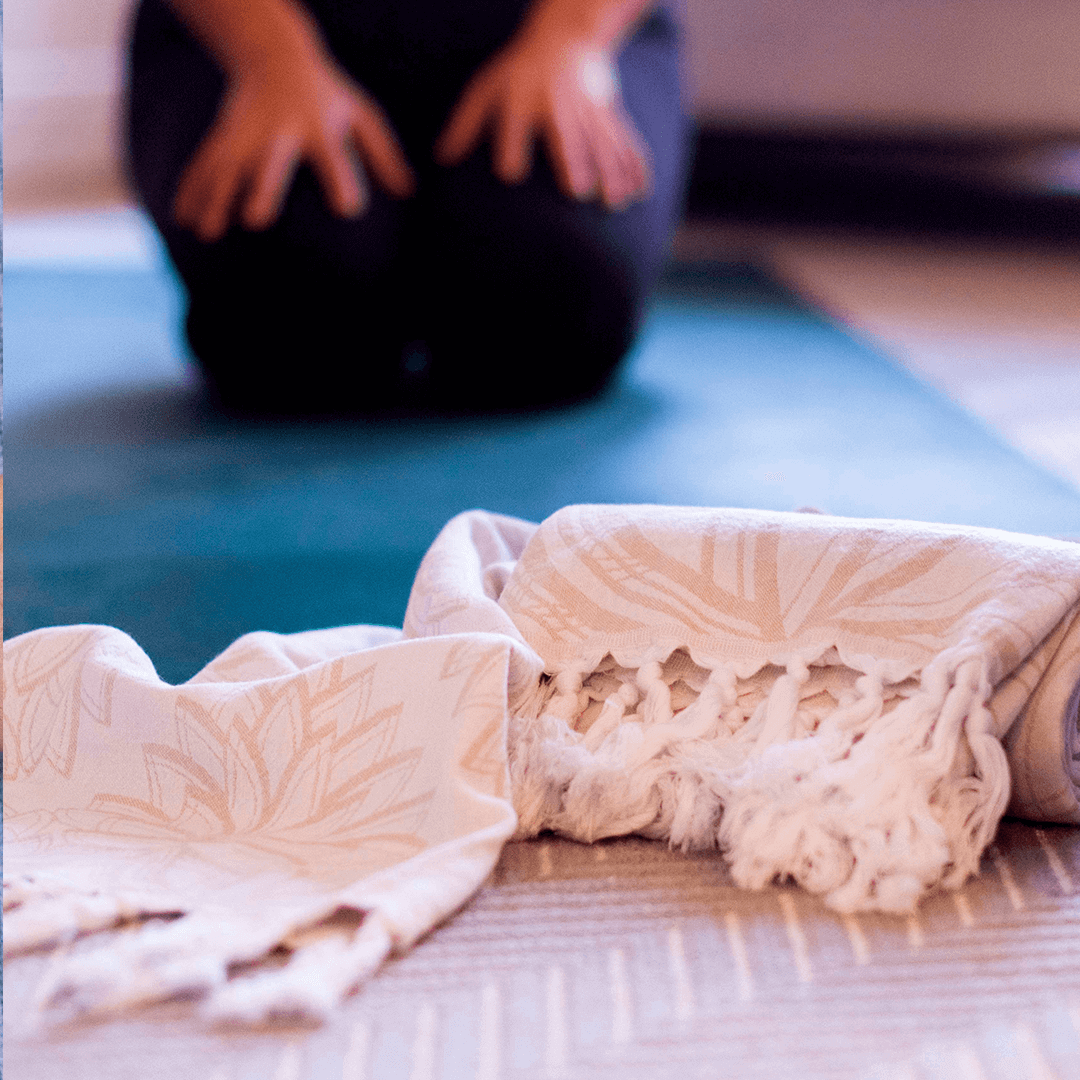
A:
[173, 46, 416, 242]
[435, 30, 650, 212]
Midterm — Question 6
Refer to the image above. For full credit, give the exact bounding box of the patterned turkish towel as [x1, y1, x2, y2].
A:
[407, 505, 1080, 913]
[3, 625, 525, 1024]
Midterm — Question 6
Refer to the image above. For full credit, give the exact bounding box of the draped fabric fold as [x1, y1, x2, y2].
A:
[4, 626, 522, 1023]
[5, 505, 1080, 1023]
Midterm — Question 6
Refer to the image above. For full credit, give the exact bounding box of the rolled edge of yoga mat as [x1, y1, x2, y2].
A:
[1003, 618, 1080, 825]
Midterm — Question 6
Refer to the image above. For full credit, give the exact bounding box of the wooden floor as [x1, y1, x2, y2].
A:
[5, 824, 1080, 1080]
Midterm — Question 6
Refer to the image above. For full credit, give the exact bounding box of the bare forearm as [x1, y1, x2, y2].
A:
[520, 0, 655, 50]
[162, 0, 327, 76]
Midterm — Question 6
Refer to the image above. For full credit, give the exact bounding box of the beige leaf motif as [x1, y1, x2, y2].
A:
[441, 641, 510, 798]
[457, 720, 507, 799]
[81, 660, 436, 871]
[5, 630, 100, 782]
[781, 533, 1000, 642]
[574, 525, 1004, 647]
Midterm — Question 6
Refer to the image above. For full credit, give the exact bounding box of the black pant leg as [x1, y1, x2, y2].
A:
[126, 0, 412, 414]
[417, 9, 691, 410]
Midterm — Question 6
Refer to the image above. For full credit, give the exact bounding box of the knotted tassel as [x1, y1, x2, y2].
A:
[627, 664, 733, 769]
[546, 668, 586, 722]
[636, 661, 673, 727]
[582, 681, 640, 753]
[750, 656, 810, 757]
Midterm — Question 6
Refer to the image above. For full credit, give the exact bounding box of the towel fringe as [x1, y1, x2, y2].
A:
[509, 646, 1007, 912]
[6, 878, 392, 1023]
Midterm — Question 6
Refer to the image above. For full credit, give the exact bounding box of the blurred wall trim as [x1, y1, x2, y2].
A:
[684, 126, 1080, 239]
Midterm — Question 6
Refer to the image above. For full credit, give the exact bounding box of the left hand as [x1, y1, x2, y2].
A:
[434, 25, 651, 211]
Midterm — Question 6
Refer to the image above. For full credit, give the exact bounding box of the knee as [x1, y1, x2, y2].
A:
[426, 209, 646, 408]
[179, 196, 408, 415]
[530, 237, 642, 393]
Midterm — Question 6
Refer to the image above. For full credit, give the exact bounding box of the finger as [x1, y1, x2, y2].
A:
[350, 98, 416, 197]
[592, 125, 631, 211]
[310, 134, 366, 219]
[594, 109, 648, 210]
[177, 142, 245, 242]
[578, 107, 626, 210]
[200, 159, 250, 241]
[242, 132, 303, 230]
[582, 105, 650, 211]
[174, 117, 256, 242]
[547, 105, 597, 202]
[614, 110, 652, 201]
[434, 74, 494, 167]
[173, 141, 220, 231]
[493, 97, 534, 184]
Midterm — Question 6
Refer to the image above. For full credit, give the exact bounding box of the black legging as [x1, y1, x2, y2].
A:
[126, 0, 690, 414]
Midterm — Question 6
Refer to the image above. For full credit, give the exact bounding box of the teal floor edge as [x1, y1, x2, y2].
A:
[5, 260, 1080, 683]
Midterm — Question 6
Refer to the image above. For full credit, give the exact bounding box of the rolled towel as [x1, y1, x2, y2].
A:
[471, 504, 1080, 913]
[1000, 606, 1080, 824]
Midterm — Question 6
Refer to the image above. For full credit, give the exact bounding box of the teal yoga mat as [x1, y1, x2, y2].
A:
[5, 261, 1080, 684]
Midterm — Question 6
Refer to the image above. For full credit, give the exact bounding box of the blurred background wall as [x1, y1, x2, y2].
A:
[7, 0, 1080, 211]
[6, 0, 135, 209]
[685, 0, 1080, 135]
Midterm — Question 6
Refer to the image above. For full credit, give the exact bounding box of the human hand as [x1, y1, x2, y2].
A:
[434, 22, 651, 211]
[173, 46, 416, 242]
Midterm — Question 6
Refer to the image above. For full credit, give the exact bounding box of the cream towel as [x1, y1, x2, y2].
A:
[445, 505, 1080, 913]
[4, 505, 1080, 1024]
